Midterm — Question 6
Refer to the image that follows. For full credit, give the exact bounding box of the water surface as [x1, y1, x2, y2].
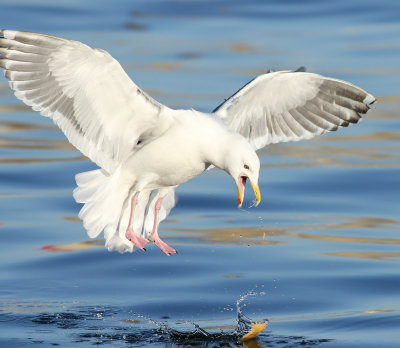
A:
[0, 1, 399, 347]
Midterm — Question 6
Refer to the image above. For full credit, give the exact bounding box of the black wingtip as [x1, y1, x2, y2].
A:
[294, 66, 307, 72]
[364, 93, 376, 106]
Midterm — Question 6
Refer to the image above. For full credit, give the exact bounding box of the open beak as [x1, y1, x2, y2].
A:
[237, 176, 261, 208]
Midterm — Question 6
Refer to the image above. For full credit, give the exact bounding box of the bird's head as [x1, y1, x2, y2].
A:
[224, 138, 261, 208]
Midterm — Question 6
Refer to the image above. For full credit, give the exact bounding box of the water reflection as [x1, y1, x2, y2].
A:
[261, 143, 400, 168]
[0, 136, 73, 151]
[0, 297, 337, 348]
[175, 226, 284, 245]
[0, 104, 31, 112]
[42, 215, 399, 258]
[270, 308, 400, 325]
[326, 217, 399, 230]
[0, 0, 399, 347]
[0, 156, 84, 164]
[325, 251, 400, 261]
[41, 240, 104, 252]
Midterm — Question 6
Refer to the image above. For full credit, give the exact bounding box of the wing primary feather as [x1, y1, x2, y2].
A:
[269, 114, 285, 140]
[1, 59, 46, 72]
[0, 48, 48, 63]
[285, 111, 313, 138]
[303, 102, 349, 127]
[318, 88, 370, 114]
[275, 112, 296, 138]
[280, 111, 304, 138]
[3, 30, 64, 49]
[318, 97, 361, 123]
[30, 92, 58, 109]
[320, 79, 371, 104]
[296, 105, 337, 131]
[288, 108, 326, 135]
[9, 76, 54, 91]
[13, 85, 53, 100]
[5, 70, 46, 81]
[0, 38, 53, 55]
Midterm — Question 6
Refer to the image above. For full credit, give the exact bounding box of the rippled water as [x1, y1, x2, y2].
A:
[0, 0, 400, 347]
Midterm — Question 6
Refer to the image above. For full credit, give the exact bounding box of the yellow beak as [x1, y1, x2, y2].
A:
[250, 180, 261, 207]
[237, 179, 261, 208]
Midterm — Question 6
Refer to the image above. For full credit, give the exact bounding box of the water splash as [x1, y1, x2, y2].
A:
[131, 291, 268, 344]
[235, 290, 268, 337]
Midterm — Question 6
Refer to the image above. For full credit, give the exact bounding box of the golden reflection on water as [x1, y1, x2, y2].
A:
[324, 251, 400, 261]
[280, 217, 400, 246]
[174, 226, 284, 245]
[286, 233, 400, 245]
[0, 112, 85, 163]
[46, 215, 400, 263]
[0, 104, 31, 112]
[270, 308, 400, 323]
[0, 120, 54, 133]
[326, 217, 398, 230]
[229, 42, 257, 53]
[242, 339, 265, 348]
[0, 136, 74, 150]
[41, 240, 104, 252]
[0, 156, 85, 164]
[324, 131, 400, 142]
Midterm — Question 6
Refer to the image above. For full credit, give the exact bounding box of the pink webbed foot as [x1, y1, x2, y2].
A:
[126, 228, 149, 251]
[150, 235, 177, 256]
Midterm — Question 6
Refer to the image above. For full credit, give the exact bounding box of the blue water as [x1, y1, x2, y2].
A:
[0, 0, 400, 347]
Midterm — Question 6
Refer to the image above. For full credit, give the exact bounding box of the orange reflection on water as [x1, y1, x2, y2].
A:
[174, 226, 285, 245]
[324, 251, 400, 261]
[41, 240, 104, 252]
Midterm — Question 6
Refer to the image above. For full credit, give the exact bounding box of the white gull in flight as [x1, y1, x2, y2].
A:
[0, 30, 375, 255]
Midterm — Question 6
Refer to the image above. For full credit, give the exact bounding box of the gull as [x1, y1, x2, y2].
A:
[0, 30, 375, 255]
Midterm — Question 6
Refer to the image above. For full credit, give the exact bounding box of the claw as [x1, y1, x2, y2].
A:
[150, 235, 177, 256]
[126, 228, 149, 251]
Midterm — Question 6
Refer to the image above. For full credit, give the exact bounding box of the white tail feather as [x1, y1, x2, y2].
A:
[73, 168, 178, 253]
[73, 168, 128, 239]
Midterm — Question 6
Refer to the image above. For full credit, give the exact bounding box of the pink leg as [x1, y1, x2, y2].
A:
[125, 192, 149, 251]
[150, 195, 177, 256]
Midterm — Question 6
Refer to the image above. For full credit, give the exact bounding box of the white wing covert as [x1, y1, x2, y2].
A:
[0, 30, 172, 173]
[213, 69, 376, 150]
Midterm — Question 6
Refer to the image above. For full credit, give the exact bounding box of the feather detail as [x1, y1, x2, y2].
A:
[0, 29, 172, 174]
[214, 69, 375, 150]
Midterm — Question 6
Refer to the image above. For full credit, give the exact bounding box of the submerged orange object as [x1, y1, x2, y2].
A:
[241, 322, 267, 341]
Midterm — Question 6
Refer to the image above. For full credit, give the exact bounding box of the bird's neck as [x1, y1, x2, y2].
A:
[196, 113, 236, 172]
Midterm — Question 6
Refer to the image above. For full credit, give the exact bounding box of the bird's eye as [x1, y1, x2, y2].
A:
[244, 164, 249, 170]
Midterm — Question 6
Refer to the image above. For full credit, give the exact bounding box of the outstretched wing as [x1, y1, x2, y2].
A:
[0, 30, 172, 173]
[213, 69, 375, 150]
